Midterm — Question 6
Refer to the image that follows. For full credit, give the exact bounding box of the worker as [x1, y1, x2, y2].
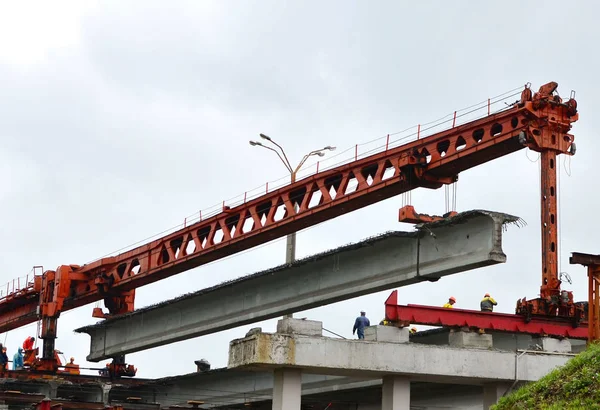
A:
[379, 318, 392, 326]
[409, 326, 417, 334]
[0, 346, 7, 371]
[22, 336, 36, 366]
[0, 344, 6, 371]
[63, 357, 80, 375]
[12, 347, 23, 370]
[443, 296, 456, 308]
[353, 311, 370, 340]
[22, 336, 34, 351]
[2, 347, 7, 370]
[99, 363, 110, 377]
[480, 293, 498, 312]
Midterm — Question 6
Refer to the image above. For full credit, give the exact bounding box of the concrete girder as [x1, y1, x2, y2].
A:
[120, 372, 379, 408]
[227, 332, 571, 385]
[0, 370, 491, 409]
[76, 210, 519, 361]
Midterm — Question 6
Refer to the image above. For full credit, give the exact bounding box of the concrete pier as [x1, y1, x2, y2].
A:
[272, 368, 302, 410]
[382, 376, 410, 410]
[227, 321, 574, 409]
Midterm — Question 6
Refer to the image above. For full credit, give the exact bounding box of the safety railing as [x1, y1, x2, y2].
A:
[0, 266, 43, 302]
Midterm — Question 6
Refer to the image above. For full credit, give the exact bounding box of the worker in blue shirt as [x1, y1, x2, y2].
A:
[0, 344, 7, 371]
[353, 311, 370, 339]
[13, 347, 23, 370]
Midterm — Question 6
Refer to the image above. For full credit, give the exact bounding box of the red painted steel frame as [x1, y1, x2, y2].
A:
[385, 290, 587, 339]
[570, 252, 600, 343]
[0, 82, 579, 366]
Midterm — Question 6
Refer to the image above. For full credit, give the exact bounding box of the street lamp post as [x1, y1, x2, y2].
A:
[249, 134, 336, 319]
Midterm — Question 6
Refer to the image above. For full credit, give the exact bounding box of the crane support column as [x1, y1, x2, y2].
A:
[540, 150, 560, 300]
[514, 82, 579, 320]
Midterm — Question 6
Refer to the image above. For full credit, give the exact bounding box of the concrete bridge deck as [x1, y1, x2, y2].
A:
[227, 319, 575, 409]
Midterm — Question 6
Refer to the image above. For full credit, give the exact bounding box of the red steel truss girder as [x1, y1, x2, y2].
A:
[385, 290, 587, 339]
[0, 83, 579, 334]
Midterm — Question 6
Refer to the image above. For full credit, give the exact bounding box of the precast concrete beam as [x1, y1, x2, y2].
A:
[76, 210, 519, 361]
[227, 332, 572, 385]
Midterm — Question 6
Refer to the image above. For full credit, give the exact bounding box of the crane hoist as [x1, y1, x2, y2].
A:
[399, 81, 583, 325]
[0, 81, 578, 377]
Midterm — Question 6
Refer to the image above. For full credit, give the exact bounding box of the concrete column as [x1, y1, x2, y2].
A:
[272, 368, 301, 410]
[482, 382, 512, 409]
[382, 376, 410, 410]
[101, 384, 112, 405]
[47, 381, 59, 399]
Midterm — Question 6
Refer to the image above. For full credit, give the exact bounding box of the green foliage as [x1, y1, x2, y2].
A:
[493, 342, 600, 409]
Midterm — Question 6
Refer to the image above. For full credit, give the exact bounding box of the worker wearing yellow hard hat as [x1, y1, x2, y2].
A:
[443, 296, 456, 308]
[481, 293, 498, 312]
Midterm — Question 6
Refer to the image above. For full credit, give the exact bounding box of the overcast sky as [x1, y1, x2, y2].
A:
[0, 1, 598, 379]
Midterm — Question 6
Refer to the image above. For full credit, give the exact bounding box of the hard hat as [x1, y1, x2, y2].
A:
[484, 293, 490, 297]
[449, 296, 456, 302]
[410, 327, 417, 332]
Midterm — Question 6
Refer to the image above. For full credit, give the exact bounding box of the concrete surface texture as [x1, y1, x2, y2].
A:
[382, 376, 410, 410]
[76, 210, 517, 361]
[3, 321, 574, 409]
[483, 382, 513, 409]
[228, 328, 572, 384]
[449, 329, 493, 349]
[412, 327, 586, 353]
[272, 368, 302, 410]
[365, 325, 410, 343]
[0, 372, 495, 409]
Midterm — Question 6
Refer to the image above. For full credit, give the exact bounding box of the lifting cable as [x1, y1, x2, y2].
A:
[322, 327, 346, 339]
[444, 182, 458, 214]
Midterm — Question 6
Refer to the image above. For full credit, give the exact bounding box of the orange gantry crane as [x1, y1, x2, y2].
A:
[0, 81, 579, 376]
